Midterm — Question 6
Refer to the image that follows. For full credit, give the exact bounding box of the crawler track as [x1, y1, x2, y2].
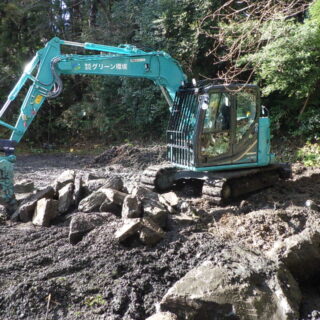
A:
[140, 164, 177, 191]
[141, 163, 291, 203]
[202, 169, 282, 204]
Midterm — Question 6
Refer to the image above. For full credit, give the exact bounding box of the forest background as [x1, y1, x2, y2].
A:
[0, 0, 319, 163]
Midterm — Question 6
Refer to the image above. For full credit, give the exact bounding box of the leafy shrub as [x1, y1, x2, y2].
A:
[297, 141, 320, 166]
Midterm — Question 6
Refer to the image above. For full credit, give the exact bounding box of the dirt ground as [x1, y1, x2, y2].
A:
[1, 146, 320, 319]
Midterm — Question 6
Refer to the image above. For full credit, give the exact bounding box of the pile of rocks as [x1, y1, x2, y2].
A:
[11, 169, 181, 247]
[11, 170, 78, 225]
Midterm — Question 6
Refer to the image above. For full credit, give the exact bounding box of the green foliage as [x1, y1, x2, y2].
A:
[310, 0, 320, 26]
[292, 108, 320, 141]
[84, 294, 106, 307]
[297, 142, 320, 166]
[152, 0, 222, 76]
[242, 20, 320, 98]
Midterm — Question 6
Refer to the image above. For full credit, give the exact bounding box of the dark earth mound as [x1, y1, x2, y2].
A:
[92, 144, 166, 169]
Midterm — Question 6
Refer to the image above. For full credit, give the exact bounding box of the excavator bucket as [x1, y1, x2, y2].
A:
[0, 140, 17, 210]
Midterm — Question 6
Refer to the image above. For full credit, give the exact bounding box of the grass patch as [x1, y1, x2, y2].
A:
[84, 294, 106, 308]
[296, 142, 320, 167]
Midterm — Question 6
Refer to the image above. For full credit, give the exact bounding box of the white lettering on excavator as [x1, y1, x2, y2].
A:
[84, 63, 128, 71]
[130, 58, 146, 62]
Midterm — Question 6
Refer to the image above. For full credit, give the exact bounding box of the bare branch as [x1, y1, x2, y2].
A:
[198, 0, 311, 82]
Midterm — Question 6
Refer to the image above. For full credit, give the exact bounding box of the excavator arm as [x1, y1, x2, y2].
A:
[0, 37, 186, 206]
[1, 37, 186, 143]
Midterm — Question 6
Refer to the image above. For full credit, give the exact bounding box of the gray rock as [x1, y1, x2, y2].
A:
[84, 176, 124, 196]
[0, 204, 8, 224]
[178, 201, 189, 213]
[125, 181, 138, 194]
[143, 198, 168, 228]
[103, 176, 124, 191]
[69, 212, 109, 245]
[58, 182, 74, 214]
[99, 199, 122, 215]
[267, 223, 320, 282]
[53, 170, 75, 192]
[160, 246, 301, 320]
[115, 218, 141, 242]
[73, 174, 84, 206]
[15, 192, 34, 204]
[14, 179, 34, 193]
[159, 192, 179, 208]
[168, 214, 195, 227]
[85, 171, 105, 182]
[32, 198, 59, 227]
[84, 179, 109, 196]
[11, 186, 55, 222]
[305, 199, 320, 211]
[239, 200, 253, 213]
[78, 190, 107, 213]
[146, 312, 177, 320]
[132, 186, 159, 200]
[177, 202, 197, 217]
[102, 188, 127, 206]
[140, 217, 165, 246]
[122, 195, 142, 219]
[0, 204, 8, 215]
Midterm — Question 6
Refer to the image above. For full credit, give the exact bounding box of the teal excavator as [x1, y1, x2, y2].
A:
[0, 37, 289, 208]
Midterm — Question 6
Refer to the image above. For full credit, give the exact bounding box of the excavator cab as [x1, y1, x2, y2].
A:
[153, 83, 290, 202]
[167, 84, 265, 170]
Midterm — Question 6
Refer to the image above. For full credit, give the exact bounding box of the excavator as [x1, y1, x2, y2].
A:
[0, 37, 289, 208]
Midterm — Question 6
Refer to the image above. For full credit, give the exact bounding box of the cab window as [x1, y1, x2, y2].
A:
[236, 90, 257, 142]
[201, 93, 231, 159]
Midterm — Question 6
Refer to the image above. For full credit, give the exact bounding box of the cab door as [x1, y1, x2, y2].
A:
[198, 91, 234, 166]
[232, 87, 259, 164]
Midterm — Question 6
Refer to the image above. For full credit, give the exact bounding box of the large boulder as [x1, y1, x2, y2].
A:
[32, 198, 59, 227]
[267, 221, 320, 282]
[11, 186, 55, 222]
[160, 246, 301, 320]
[69, 212, 110, 245]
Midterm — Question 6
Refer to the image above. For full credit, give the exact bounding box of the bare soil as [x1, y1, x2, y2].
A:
[0, 147, 320, 319]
